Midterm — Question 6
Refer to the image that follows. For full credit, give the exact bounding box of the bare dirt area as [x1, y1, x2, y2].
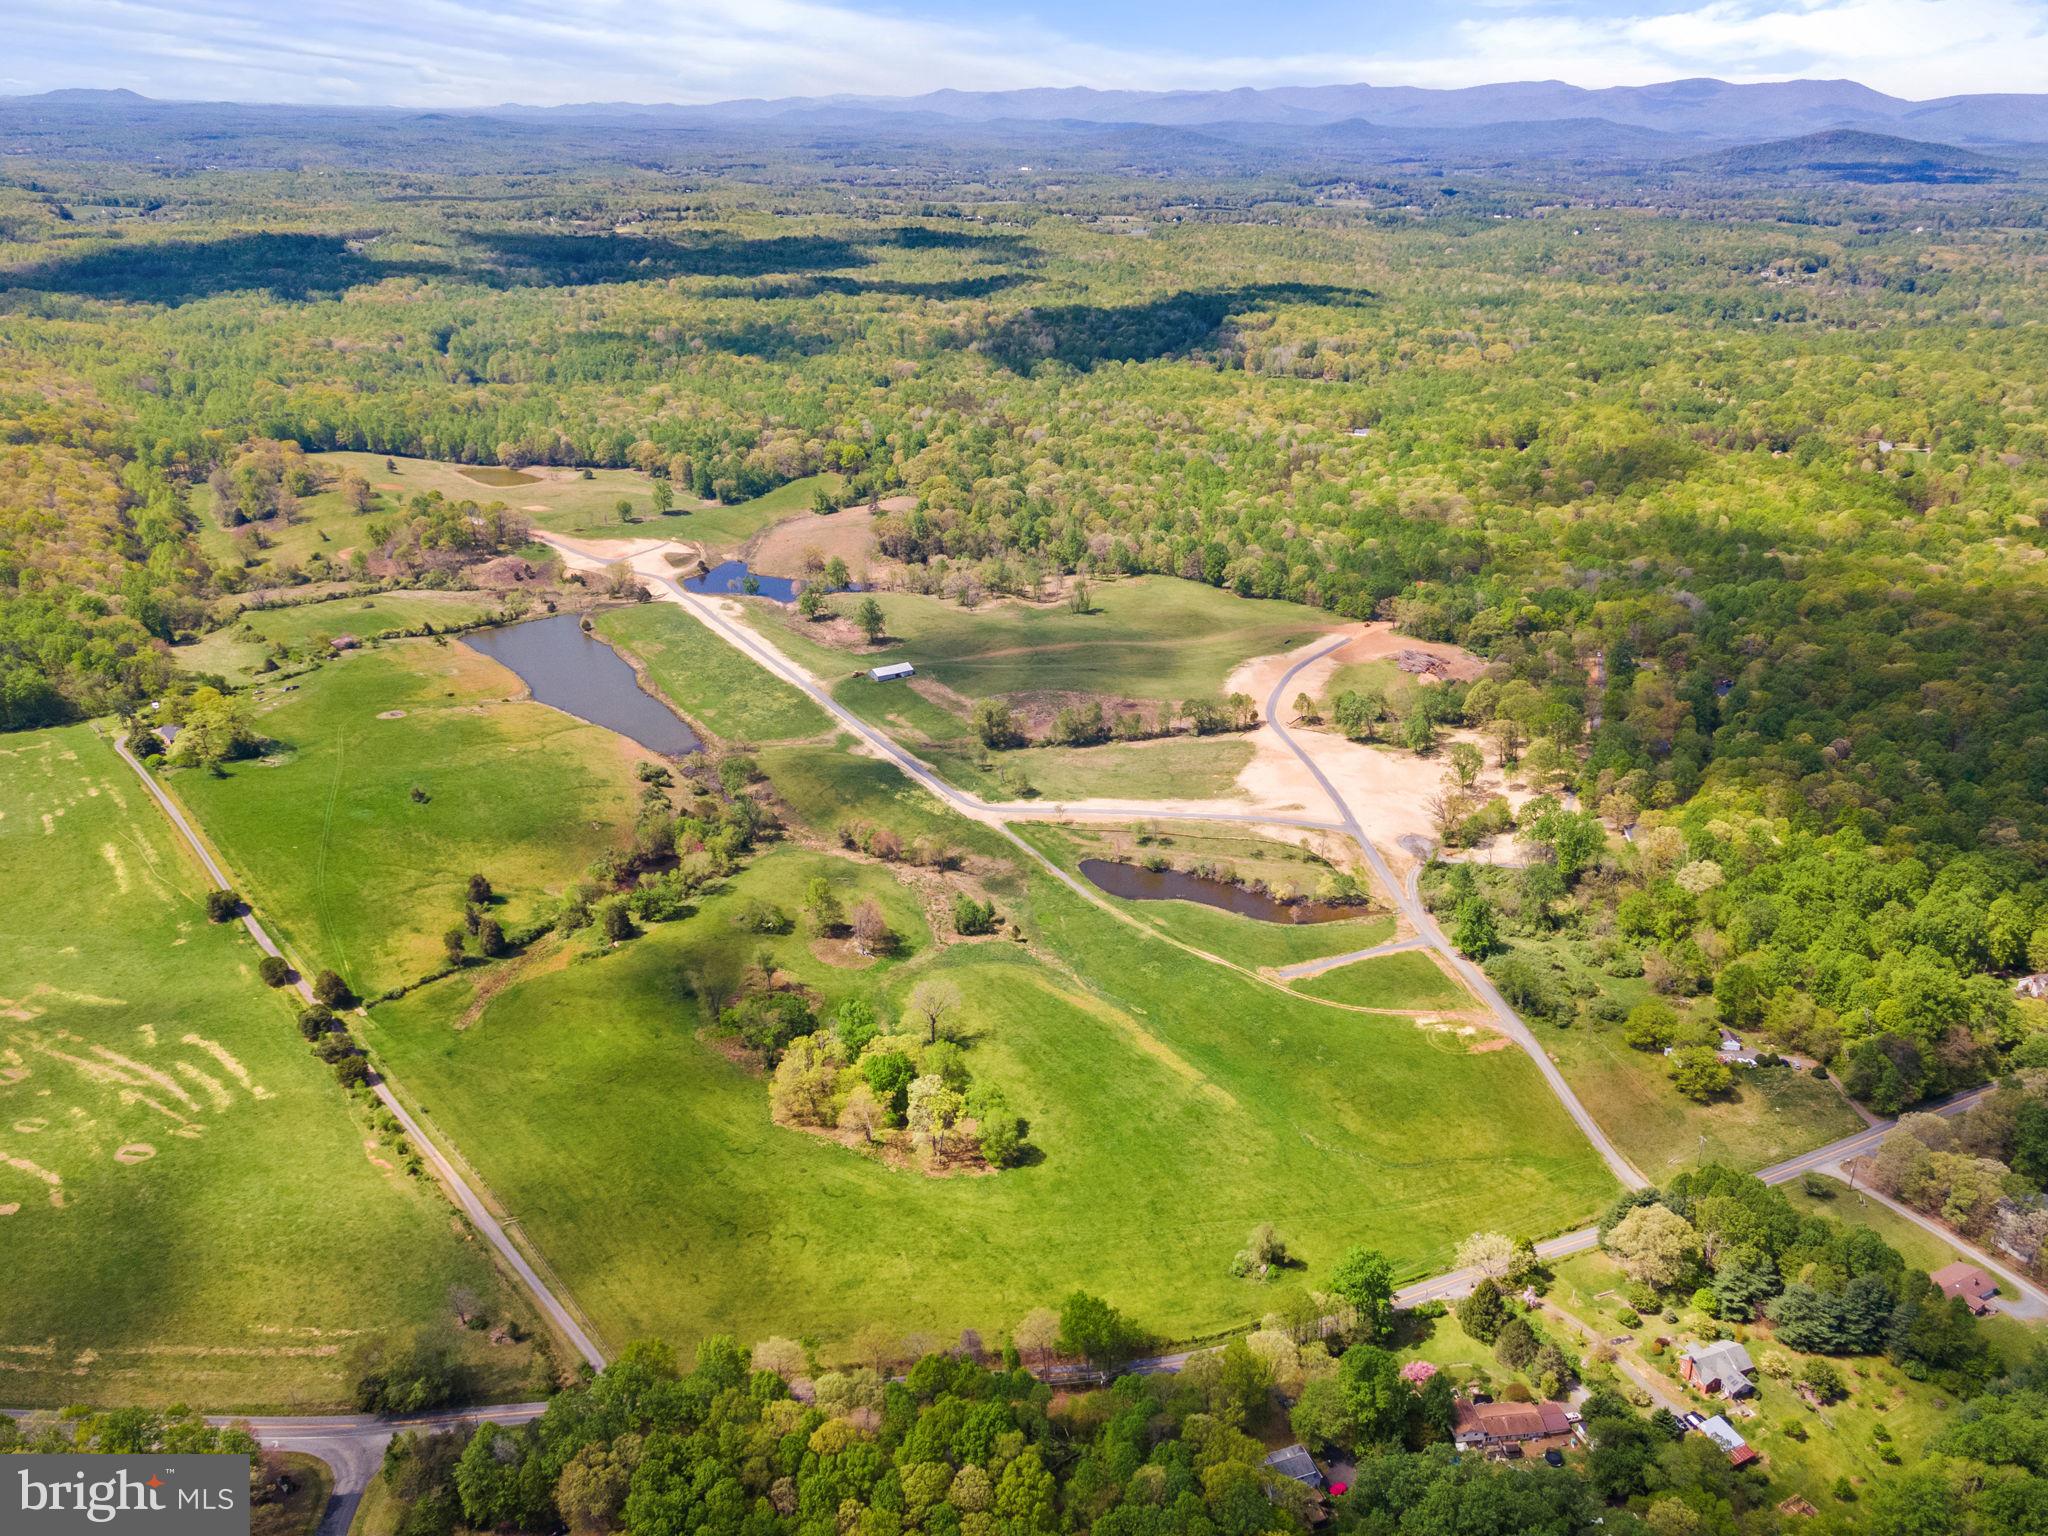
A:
[747, 507, 888, 581]
[1221, 626, 1541, 873]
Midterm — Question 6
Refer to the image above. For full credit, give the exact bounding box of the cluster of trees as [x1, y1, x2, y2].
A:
[970, 692, 1256, 754]
[754, 978, 1030, 1172]
[1867, 1075, 2048, 1273]
[1600, 1165, 1993, 1391]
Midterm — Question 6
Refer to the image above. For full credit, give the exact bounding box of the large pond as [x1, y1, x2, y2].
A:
[1079, 858, 1367, 925]
[464, 613, 701, 756]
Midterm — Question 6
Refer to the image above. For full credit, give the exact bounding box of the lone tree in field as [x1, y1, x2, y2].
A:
[906, 978, 962, 1044]
[466, 873, 493, 905]
[854, 596, 886, 644]
[205, 888, 241, 923]
[312, 969, 353, 1009]
[651, 480, 673, 515]
[851, 898, 890, 957]
[801, 875, 844, 936]
[1292, 692, 1319, 725]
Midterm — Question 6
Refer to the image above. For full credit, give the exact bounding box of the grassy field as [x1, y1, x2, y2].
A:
[366, 801, 1617, 1356]
[0, 725, 537, 1410]
[166, 640, 647, 999]
[596, 603, 833, 745]
[1013, 820, 1397, 971]
[756, 576, 1333, 704]
[1499, 937, 1863, 1180]
[180, 591, 512, 682]
[1294, 951, 1470, 1011]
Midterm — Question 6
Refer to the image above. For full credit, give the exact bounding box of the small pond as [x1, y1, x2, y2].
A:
[459, 466, 541, 487]
[682, 559, 863, 603]
[1079, 858, 1366, 925]
[464, 613, 701, 756]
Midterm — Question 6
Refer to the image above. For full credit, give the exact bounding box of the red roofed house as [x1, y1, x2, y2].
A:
[1452, 1399, 1580, 1458]
[1932, 1261, 2000, 1315]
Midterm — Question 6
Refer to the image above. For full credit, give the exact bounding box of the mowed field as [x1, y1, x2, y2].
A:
[0, 726, 536, 1409]
[366, 744, 1617, 1356]
[166, 640, 648, 999]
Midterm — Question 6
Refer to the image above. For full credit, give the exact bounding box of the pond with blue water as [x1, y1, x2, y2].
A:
[681, 560, 862, 603]
[464, 613, 701, 756]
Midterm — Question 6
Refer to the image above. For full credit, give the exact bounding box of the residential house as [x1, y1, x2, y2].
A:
[1931, 1261, 2000, 1315]
[1679, 1340, 1755, 1398]
[1263, 1445, 1325, 1490]
[1450, 1398, 1580, 1457]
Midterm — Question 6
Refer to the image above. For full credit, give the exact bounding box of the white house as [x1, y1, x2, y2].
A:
[869, 663, 915, 682]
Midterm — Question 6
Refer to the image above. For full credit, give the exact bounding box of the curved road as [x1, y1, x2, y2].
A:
[108, 733, 608, 1376]
[1253, 637, 1647, 1190]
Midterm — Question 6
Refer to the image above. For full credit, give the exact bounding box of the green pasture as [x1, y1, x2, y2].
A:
[0, 725, 535, 1410]
[367, 834, 1616, 1356]
[757, 577, 1334, 705]
[597, 603, 833, 745]
[165, 640, 646, 999]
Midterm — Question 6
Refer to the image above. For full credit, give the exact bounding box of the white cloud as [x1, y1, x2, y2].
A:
[7, 0, 2048, 105]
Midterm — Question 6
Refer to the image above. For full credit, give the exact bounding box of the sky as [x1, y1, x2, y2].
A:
[7, 0, 2048, 108]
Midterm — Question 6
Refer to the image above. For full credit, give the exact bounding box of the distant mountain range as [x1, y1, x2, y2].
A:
[6, 81, 2046, 179]
[492, 77, 2048, 147]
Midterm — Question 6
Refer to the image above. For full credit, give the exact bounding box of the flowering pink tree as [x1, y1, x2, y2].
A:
[1400, 1360, 1438, 1388]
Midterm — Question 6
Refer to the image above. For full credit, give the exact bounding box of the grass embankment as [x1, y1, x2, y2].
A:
[367, 738, 1618, 1356]
[0, 726, 536, 1409]
[596, 603, 833, 745]
[166, 640, 647, 999]
[1014, 820, 1397, 972]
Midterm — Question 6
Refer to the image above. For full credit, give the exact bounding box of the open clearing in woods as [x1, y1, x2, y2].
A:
[0, 725, 536, 1410]
[164, 639, 649, 999]
[365, 744, 1615, 1355]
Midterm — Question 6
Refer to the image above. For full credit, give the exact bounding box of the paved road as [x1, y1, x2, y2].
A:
[107, 732, 608, 1375]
